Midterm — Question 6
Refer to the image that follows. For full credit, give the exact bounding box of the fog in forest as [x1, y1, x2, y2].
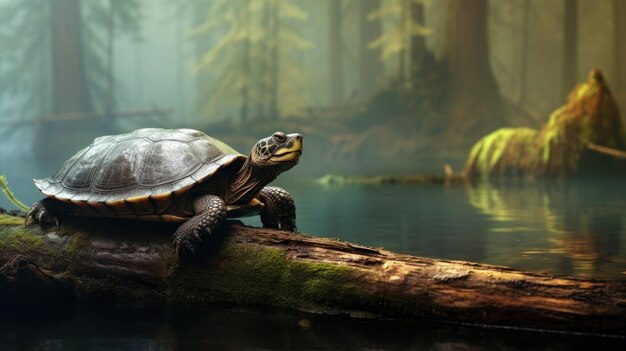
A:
[0, 0, 624, 193]
[2, 3, 626, 347]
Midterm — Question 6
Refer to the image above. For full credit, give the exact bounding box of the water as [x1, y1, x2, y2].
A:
[262, 176, 626, 279]
[1, 307, 623, 351]
[1, 154, 626, 349]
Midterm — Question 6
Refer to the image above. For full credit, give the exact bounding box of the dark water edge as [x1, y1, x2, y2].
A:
[1, 306, 624, 351]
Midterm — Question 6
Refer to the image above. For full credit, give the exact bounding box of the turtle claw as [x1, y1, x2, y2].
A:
[172, 231, 202, 261]
[279, 220, 297, 232]
[25, 201, 61, 227]
[24, 208, 35, 226]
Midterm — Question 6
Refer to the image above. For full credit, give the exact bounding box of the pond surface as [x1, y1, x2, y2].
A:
[1, 306, 623, 351]
[1, 154, 625, 350]
[262, 176, 626, 279]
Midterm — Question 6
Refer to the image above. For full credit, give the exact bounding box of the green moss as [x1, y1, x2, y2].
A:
[64, 232, 90, 257]
[0, 225, 44, 251]
[167, 243, 429, 316]
[542, 129, 560, 164]
[0, 214, 24, 226]
[466, 128, 537, 178]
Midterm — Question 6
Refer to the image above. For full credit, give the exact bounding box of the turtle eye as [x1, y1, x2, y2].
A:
[273, 132, 287, 142]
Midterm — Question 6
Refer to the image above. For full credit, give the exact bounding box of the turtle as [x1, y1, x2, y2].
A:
[25, 128, 302, 259]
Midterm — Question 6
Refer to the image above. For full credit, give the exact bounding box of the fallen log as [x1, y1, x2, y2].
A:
[0, 213, 624, 336]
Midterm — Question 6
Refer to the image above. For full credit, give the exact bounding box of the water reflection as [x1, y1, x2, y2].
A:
[466, 179, 625, 277]
[1, 307, 622, 351]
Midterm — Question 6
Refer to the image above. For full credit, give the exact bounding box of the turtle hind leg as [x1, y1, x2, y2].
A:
[258, 186, 296, 232]
[25, 197, 70, 227]
[172, 194, 227, 260]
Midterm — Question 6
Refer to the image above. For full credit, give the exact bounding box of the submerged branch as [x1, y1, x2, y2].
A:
[587, 142, 626, 160]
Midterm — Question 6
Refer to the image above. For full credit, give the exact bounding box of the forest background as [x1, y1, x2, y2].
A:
[0, 0, 624, 176]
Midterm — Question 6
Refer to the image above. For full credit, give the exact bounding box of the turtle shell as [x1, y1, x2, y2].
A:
[34, 128, 244, 218]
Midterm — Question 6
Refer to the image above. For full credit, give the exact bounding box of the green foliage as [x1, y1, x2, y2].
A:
[368, 0, 430, 88]
[192, 0, 311, 120]
[369, 0, 430, 61]
[0, 175, 29, 211]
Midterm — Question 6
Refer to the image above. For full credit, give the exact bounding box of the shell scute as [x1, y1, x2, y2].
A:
[61, 141, 115, 189]
[92, 139, 152, 191]
[35, 128, 244, 204]
[140, 140, 201, 186]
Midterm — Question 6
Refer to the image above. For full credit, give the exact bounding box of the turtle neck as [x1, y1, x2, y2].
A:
[227, 156, 276, 204]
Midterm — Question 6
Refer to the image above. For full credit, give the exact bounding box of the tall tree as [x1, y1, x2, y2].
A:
[328, 0, 343, 105]
[368, 0, 430, 91]
[519, 0, 530, 105]
[50, 0, 92, 117]
[358, 0, 383, 99]
[614, 0, 626, 92]
[0, 0, 51, 118]
[409, 0, 427, 71]
[562, 0, 578, 99]
[445, 0, 504, 138]
[0, 0, 141, 120]
[0, 0, 141, 160]
[193, 0, 311, 121]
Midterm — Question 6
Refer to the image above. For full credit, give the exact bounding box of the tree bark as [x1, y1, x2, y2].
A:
[50, 0, 92, 116]
[410, 0, 427, 74]
[445, 0, 504, 139]
[106, 0, 116, 118]
[562, 0, 578, 99]
[359, 0, 382, 100]
[38, 0, 98, 163]
[268, 0, 280, 119]
[0, 214, 624, 335]
[614, 0, 626, 91]
[519, 0, 530, 105]
[328, 0, 343, 106]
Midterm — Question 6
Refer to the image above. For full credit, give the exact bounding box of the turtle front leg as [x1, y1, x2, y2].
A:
[172, 194, 227, 260]
[25, 198, 70, 227]
[258, 186, 296, 231]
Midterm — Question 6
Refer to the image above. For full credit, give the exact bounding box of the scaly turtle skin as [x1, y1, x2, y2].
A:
[26, 128, 302, 259]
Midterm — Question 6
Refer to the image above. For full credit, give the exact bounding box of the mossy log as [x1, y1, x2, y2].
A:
[0, 213, 625, 335]
[464, 69, 626, 179]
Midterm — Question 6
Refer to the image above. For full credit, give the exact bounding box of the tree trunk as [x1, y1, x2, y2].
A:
[446, 0, 504, 139]
[358, 0, 382, 100]
[240, 0, 252, 123]
[328, 0, 343, 106]
[519, 0, 530, 105]
[50, 0, 92, 116]
[410, 0, 426, 75]
[37, 0, 97, 164]
[268, 0, 280, 119]
[562, 0, 578, 99]
[614, 0, 626, 91]
[0, 214, 624, 335]
[397, 0, 409, 89]
[106, 0, 116, 118]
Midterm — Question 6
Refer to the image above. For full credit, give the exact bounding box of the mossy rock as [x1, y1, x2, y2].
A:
[464, 69, 626, 179]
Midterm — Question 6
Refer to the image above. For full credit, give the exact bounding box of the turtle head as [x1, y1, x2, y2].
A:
[251, 131, 302, 173]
